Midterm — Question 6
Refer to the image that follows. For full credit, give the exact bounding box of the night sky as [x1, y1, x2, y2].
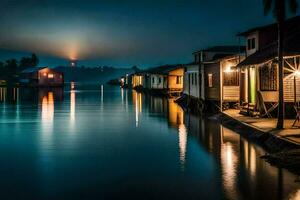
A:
[0, 0, 277, 67]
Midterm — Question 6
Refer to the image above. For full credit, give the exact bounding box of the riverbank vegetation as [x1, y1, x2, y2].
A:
[0, 54, 39, 85]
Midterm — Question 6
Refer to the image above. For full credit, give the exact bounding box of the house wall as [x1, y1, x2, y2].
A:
[245, 31, 259, 56]
[150, 74, 166, 89]
[143, 74, 151, 89]
[257, 59, 300, 103]
[38, 68, 63, 86]
[258, 28, 277, 49]
[168, 68, 184, 90]
[221, 57, 241, 102]
[183, 64, 203, 99]
[204, 62, 220, 100]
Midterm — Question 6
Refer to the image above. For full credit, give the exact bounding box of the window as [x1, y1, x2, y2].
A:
[259, 63, 277, 91]
[208, 74, 213, 87]
[158, 77, 161, 84]
[152, 77, 155, 84]
[247, 38, 256, 50]
[176, 76, 182, 84]
[223, 71, 239, 86]
[251, 38, 255, 49]
[48, 74, 54, 78]
[191, 73, 194, 85]
[247, 39, 251, 50]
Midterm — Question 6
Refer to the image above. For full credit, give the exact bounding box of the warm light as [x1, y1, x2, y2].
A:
[70, 89, 76, 123]
[71, 82, 75, 90]
[224, 65, 237, 73]
[178, 124, 187, 170]
[294, 70, 300, 77]
[48, 74, 54, 78]
[43, 73, 47, 76]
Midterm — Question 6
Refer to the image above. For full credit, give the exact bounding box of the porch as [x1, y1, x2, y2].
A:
[223, 109, 300, 146]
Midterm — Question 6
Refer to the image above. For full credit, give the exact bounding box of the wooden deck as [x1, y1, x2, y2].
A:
[223, 109, 300, 146]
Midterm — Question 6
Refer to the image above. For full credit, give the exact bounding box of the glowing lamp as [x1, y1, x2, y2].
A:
[224, 65, 236, 73]
[294, 70, 300, 77]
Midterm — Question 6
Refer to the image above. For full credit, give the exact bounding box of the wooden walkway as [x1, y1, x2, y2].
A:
[223, 109, 300, 146]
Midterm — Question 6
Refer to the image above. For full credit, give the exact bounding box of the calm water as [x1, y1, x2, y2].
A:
[0, 84, 299, 200]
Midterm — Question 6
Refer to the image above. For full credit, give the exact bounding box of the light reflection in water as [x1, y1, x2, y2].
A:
[178, 123, 187, 170]
[220, 125, 239, 200]
[70, 88, 76, 125]
[41, 92, 54, 137]
[168, 99, 187, 170]
[0, 86, 299, 199]
[101, 84, 104, 104]
[0, 88, 7, 115]
[121, 87, 124, 103]
[0, 87, 7, 102]
[132, 90, 142, 127]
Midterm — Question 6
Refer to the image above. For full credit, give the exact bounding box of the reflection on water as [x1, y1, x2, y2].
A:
[41, 91, 54, 139]
[185, 113, 300, 200]
[220, 126, 239, 199]
[132, 90, 142, 127]
[70, 88, 76, 125]
[0, 85, 299, 199]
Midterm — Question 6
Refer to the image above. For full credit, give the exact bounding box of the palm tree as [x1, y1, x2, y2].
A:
[263, 0, 298, 129]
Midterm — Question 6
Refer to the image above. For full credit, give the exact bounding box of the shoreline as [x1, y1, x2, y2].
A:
[175, 93, 300, 175]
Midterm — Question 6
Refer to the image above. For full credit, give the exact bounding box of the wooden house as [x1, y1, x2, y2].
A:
[183, 63, 203, 100]
[189, 46, 245, 110]
[145, 65, 184, 94]
[237, 15, 300, 116]
[20, 67, 64, 87]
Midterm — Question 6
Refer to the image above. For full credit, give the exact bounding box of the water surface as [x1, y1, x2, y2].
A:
[0, 85, 299, 200]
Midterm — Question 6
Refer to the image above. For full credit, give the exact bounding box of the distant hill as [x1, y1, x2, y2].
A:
[54, 66, 136, 83]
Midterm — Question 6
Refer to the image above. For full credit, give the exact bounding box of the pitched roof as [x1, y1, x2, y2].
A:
[144, 64, 184, 75]
[193, 45, 245, 54]
[237, 15, 300, 36]
[21, 67, 47, 73]
[237, 29, 300, 66]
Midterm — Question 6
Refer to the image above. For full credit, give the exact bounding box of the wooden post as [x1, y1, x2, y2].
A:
[294, 76, 297, 104]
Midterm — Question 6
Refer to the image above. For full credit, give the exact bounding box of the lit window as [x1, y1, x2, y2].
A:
[48, 74, 54, 78]
[208, 74, 213, 87]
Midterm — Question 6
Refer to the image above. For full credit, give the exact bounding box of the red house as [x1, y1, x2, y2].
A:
[20, 67, 64, 87]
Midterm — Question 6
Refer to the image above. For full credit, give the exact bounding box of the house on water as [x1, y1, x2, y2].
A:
[184, 46, 245, 110]
[131, 73, 144, 88]
[237, 15, 300, 117]
[183, 62, 203, 101]
[144, 64, 185, 95]
[20, 67, 64, 87]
